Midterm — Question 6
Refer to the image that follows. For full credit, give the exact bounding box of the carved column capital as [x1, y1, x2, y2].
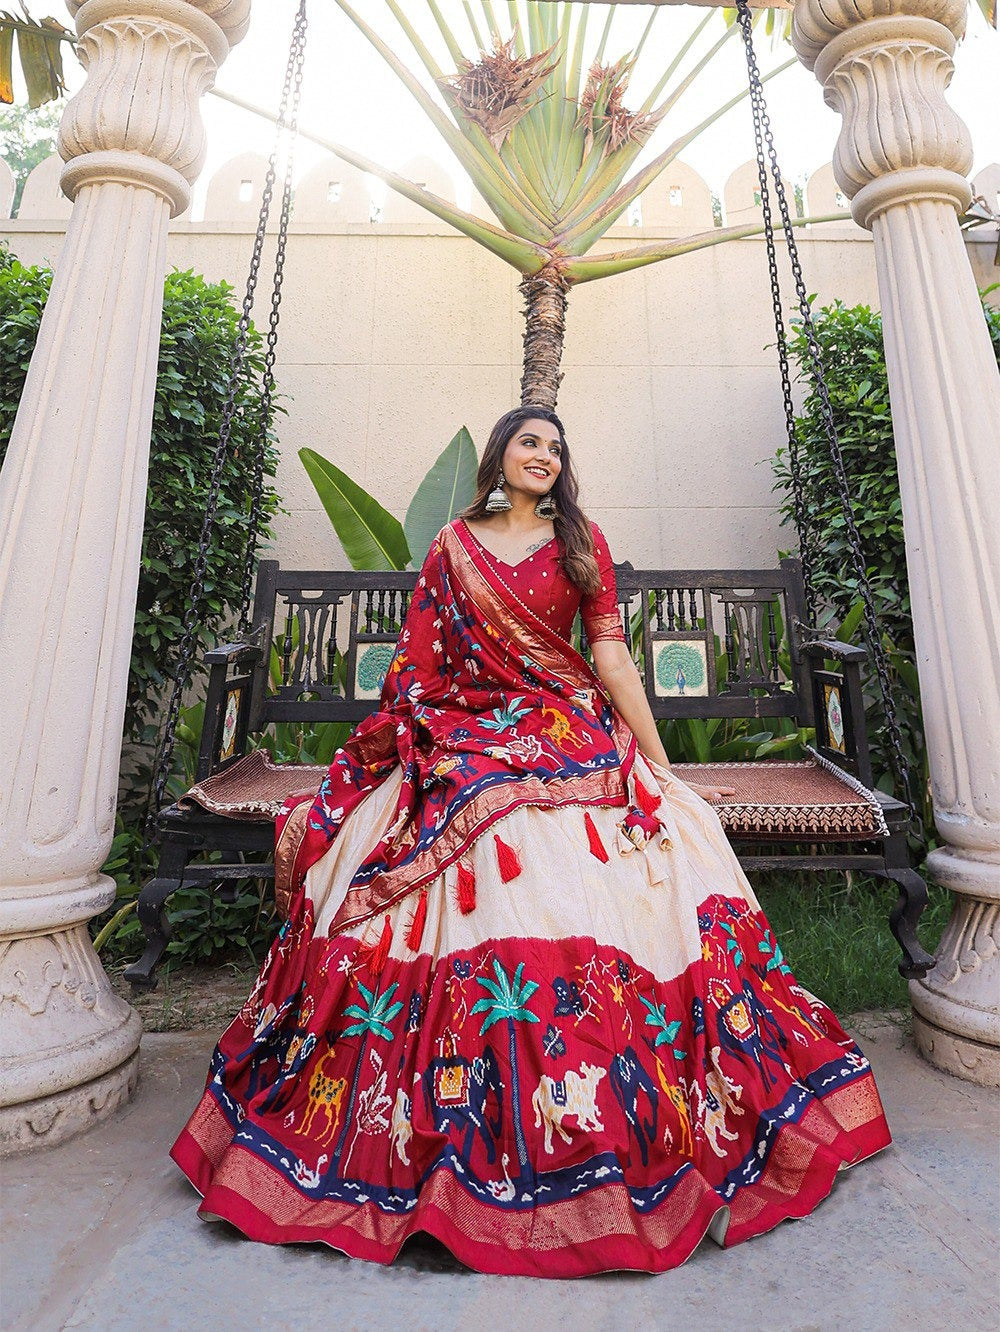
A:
[793, 0, 1000, 1086]
[791, 0, 973, 225]
[58, 0, 252, 215]
[0, 0, 252, 1154]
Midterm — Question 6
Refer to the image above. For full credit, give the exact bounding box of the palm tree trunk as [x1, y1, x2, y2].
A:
[334, 1029, 369, 1169]
[507, 1017, 528, 1174]
[519, 261, 570, 410]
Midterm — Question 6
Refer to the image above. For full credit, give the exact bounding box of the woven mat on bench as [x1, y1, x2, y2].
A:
[179, 750, 888, 840]
[671, 758, 888, 839]
[177, 751, 328, 821]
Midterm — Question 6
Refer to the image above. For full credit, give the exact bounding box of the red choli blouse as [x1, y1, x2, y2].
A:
[458, 519, 625, 646]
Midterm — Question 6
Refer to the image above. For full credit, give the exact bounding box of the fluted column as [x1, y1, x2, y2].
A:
[793, 0, 1000, 1085]
[0, 0, 251, 1155]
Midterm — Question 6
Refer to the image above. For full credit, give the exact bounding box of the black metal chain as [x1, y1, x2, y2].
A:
[146, 0, 308, 833]
[734, 20, 818, 624]
[237, 8, 308, 634]
[735, 0, 917, 820]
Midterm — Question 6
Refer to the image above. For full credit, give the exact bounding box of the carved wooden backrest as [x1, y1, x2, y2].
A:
[245, 558, 812, 729]
[610, 558, 810, 721]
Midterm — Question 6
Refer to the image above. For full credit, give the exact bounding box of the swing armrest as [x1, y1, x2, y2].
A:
[798, 638, 873, 789]
[799, 638, 867, 665]
[204, 639, 262, 667]
[196, 641, 265, 781]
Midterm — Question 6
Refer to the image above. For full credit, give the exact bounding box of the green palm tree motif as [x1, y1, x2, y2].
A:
[343, 980, 405, 1040]
[720, 919, 744, 967]
[334, 979, 404, 1167]
[639, 992, 686, 1060]
[472, 959, 540, 1173]
[758, 928, 791, 976]
[478, 696, 532, 732]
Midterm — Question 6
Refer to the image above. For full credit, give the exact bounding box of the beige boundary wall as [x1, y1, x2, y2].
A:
[4, 153, 998, 574]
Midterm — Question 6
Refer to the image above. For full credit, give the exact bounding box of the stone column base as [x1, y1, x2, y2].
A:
[0, 921, 143, 1156]
[911, 1009, 1000, 1088]
[0, 1047, 140, 1158]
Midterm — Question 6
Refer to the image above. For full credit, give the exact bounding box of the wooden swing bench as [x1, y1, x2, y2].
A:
[124, 556, 935, 992]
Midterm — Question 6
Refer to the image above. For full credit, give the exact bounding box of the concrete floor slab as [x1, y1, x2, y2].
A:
[2, 1017, 997, 1331]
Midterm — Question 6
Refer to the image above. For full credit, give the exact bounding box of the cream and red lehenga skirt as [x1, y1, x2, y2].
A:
[171, 756, 890, 1278]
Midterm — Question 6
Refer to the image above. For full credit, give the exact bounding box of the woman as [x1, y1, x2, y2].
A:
[172, 407, 890, 1278]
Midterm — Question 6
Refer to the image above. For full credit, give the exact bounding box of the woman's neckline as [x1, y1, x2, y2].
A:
[458, 517, 558, 571]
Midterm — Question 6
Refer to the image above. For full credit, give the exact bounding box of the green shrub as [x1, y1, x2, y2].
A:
[0, 244, 283, 802]
[1, 242, 285, 967]
[772, 293, 1000, 811]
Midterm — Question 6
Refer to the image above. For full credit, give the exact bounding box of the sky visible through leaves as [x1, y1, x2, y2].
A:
[5, 2, 995, 217]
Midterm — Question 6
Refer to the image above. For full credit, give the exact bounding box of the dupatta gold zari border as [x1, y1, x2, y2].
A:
[326, 760, 632, 935]
[278, 521, 638, 934]
[445, 520, 600, 698]
[274, 800, 310, 919]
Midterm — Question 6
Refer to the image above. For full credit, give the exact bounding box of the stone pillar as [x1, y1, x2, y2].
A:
[0, 0, 251, 1155]
[793, 0, 1000, 1086]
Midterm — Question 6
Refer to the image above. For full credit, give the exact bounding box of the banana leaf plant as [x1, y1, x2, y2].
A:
[300, 424, 479, 570]
[0, 5, 73, 106]
[216, 1, 848, 409]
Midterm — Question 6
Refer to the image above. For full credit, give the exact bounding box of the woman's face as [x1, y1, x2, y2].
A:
[501, 417, 563, 502]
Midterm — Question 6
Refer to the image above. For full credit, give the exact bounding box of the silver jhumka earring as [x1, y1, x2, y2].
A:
[534, 492, 557, 520]
[485, 472, 512, 513]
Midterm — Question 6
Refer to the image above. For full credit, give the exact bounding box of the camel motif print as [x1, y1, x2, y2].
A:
[651, 1053, 695, 1159]
[299, 1050, 348, 1146]
[700, 1046, 745, 1157]
[531, 1063, 607, 1154]
[540, 706, 588, 751]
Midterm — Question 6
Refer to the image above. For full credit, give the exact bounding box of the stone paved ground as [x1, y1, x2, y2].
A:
[2, 1016, 997, 1332]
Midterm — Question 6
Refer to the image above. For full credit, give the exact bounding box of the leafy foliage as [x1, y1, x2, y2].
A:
[0, 241, 46, 446]
[771, 293, 1000, 810]
[0, 8, 72, 108]
[229, 5, 808, 404]
[319, 3, 799, 280]
[0, 245, 283, 784]
[300, 447, 410, 570]
[302, 425, 479, 571]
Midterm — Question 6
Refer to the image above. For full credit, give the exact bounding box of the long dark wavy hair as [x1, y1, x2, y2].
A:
[459, 406, 600, 595]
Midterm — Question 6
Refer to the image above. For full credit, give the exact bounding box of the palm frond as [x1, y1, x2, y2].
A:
[445, 32, 558, 149]
[565, 214, 845, 285]
[0, 10, 72, 107]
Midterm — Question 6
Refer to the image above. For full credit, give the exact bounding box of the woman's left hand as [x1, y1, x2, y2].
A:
[684, 781, 737, 803]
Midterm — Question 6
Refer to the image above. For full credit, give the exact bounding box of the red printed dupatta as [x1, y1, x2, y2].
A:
[275, 522, 636, 931]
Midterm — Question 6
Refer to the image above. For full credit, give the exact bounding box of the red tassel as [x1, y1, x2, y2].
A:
[365, 914, 392, 978]
[634, 778, 661, 819]
[405, 888, 428, 953]
[584, 811, 609, 863]
[494, 834, 522, 883]
[457, 862, 476, 914]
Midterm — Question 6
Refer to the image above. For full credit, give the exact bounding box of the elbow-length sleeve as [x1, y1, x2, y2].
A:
[580, 524, 626, 645]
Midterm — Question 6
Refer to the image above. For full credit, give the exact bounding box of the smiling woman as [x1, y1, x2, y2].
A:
[171, 405, 891, 1277]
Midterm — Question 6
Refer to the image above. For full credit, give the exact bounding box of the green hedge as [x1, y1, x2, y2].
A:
[0, 244, 282, 793]
[773, 293, 1000, 812]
